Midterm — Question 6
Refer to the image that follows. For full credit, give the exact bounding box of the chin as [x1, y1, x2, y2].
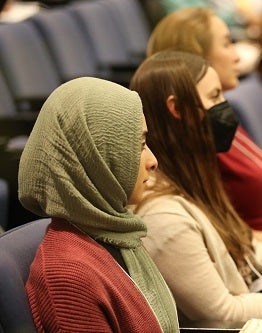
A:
[223, 80, 239, 91]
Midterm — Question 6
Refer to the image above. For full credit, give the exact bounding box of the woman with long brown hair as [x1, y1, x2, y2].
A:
[146, 7, 262, 231]
[130, 50, 262, 324]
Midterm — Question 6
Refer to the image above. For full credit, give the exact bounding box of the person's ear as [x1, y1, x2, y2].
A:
[166, 95, 180, 119]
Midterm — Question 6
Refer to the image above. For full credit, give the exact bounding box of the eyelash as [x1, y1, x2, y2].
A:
[212, 91, 221, 100]
[212, 95, 219, 101]
[141, 141, 147, 150]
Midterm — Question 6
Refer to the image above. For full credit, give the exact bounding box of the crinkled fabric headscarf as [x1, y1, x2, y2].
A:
[18, 77, 179, 332]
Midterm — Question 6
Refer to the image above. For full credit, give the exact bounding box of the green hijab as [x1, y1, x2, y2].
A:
[18, 77, 179, 332]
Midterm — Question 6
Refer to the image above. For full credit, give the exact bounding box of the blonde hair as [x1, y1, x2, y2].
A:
[147, 7, 214, 58]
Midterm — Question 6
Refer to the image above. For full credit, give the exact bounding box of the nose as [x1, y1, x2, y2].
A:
[147, 146, 158, 171]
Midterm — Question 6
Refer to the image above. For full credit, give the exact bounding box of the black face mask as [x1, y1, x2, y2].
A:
[207, 100, 239, 153]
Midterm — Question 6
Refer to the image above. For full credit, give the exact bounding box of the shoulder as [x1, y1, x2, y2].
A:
[28, 222, 136, 317]
[138, 194, 225, 247]
[137, 195, 214, 239]
[34, 221, 126, 289]
[138, 194, 204, 222]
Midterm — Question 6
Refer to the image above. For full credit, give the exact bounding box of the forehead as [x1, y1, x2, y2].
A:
[209, 15, 230, 41]
[197, 66, 221, 92]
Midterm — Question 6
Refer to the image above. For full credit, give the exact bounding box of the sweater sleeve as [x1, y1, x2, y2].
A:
[142, 211, 262, 322]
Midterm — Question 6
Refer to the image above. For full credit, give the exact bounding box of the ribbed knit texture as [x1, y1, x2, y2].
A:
[26, 220, 167, 332]
[19, 77, 179, 332]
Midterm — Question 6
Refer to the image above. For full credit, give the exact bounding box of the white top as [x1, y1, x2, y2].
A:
[138, 195, 262, 322]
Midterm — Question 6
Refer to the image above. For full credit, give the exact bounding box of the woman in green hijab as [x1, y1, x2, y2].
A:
[18, 77, 179, 332]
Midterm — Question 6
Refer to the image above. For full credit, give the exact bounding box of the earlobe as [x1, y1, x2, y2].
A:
[166, 95, 180, 119]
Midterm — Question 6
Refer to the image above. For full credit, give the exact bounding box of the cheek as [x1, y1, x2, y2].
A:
[216, 49, 234, 65]
[210, 46, 229, 65]
[204, 100, 215, 110]
[199, 95, 214, 110]
[136, 156, 146, 184]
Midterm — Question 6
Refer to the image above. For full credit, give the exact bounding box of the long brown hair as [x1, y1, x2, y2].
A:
[147, 7, 213, 58]
[130, 50, 252, 267]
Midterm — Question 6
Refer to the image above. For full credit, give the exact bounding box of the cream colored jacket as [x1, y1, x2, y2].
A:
[138, 195, 262, 322]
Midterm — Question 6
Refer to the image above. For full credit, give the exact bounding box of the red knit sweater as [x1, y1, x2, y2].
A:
[26, 219, 162, 332]
[218, 126, 262, 230]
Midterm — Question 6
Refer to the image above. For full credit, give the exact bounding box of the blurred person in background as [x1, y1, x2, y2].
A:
[224, 13, 262, 147]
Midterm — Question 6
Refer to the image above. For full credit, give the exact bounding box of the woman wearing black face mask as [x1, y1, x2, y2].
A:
[206, 101, 238, 153]
[130, 51, 262, 324]
[146, 6, 262, 232]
